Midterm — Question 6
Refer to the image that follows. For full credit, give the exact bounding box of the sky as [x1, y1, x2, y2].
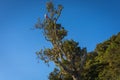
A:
[0, 0, 120, 80]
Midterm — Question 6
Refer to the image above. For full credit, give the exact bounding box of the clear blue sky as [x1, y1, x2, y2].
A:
[0, 0, 120, 80]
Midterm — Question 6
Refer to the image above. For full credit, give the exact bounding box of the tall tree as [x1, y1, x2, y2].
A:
[48, 32, 120, 80]
[35, 1, 87, 80]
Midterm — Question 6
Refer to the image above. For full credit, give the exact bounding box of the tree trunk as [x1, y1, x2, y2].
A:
[72, 74, 81, 80]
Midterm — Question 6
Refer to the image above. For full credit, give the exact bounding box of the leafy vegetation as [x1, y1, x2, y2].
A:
[35, 1, 120, 80]
[83, 32, 120, 80]
[48, 32, 120, 80]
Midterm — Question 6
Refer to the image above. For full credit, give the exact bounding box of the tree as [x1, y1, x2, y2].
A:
[35, 1, 87, 80]
[83, 32, 120, 80]
[95, 32, 120, 80]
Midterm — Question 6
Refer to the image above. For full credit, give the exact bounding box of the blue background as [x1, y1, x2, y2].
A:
[0, 0, 120, 80]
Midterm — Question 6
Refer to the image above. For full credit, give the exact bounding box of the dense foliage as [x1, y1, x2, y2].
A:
[35, 1, 120, 80]
[49, 33, 120, 80]
[94, 32, 120, 80]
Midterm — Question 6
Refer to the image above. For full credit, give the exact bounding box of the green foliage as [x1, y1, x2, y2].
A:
[35, 1, 120, 80]
[96, 32, 120, 80]
[83, 32, 120, 80]
[36, 1, 87, 80]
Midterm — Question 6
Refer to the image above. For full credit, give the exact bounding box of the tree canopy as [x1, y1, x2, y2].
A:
[35, 1, 120, 80]
[35, 1, 87, 80]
